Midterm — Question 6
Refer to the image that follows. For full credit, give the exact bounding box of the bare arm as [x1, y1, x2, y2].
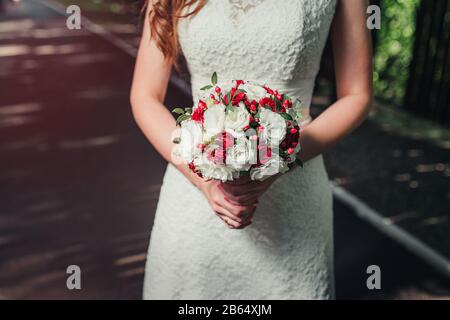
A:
[130, 4, 254, 228]
[298, 0, 373, 162]
[222, 0, 373, 206]
[130, 5, 204, 189]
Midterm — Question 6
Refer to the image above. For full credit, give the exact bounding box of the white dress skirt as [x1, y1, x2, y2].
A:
[143, 0, 337, 299]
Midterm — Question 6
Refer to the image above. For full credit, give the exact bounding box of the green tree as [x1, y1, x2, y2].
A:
[374, 0, 421, 105]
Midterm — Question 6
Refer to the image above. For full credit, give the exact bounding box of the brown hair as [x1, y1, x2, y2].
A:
[144, 0, 206, 64]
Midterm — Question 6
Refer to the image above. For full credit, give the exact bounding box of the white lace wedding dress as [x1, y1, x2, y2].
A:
[143, 0, 337, 300]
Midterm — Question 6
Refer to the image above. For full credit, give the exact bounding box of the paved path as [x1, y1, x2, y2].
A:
[0, 0, 448, 299]
[0, 0, 172, 299]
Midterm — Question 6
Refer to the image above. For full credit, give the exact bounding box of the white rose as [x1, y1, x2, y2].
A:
[249, 154, 289, 181]
[258, 108, 287, 144]
[177, 120, 203, 163]
[225, 103, 250, 133]
[194, 154, 234, 182]
[241, 82, 267, 101]
[225, 134, 256, 171]
[203, 104, 225, 140]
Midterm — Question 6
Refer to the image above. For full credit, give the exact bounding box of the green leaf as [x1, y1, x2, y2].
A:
[280, 113, 294, 121]
[276, 99, 282, 112]
[226, 92, 232, 107]
[172, 108, 185, 115]
[200, 85, 213, 91]
[211, 72, 218, 85]
[176, 114, 190, 126]
[185, 107, 193, 115]
[173, 137, 181, 144]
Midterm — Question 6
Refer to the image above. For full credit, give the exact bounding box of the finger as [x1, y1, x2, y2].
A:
[219, 198, 255, 219]
[239, 210, 255, 225]
[225, 194, 259, 206]
[214, 204, 243, 223]
[216, 213, 242, 229]
[219, 185, 259, 202]
[235, 220, 253, 229]
[241, 205, 257, 222]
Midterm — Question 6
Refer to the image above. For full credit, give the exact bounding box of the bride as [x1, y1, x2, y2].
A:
[131, 0, 372, 300]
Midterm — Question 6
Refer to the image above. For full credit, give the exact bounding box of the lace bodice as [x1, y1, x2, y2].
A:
[178, 0, 337, 123]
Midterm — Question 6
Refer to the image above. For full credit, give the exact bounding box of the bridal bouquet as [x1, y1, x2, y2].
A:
[173, 73, 304, 182]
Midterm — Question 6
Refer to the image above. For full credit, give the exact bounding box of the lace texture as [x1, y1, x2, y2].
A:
[227, 0, 266, 22]
[144, 0, 337, 300]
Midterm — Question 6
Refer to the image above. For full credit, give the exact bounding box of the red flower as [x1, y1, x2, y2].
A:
[259, 97, 275, 110]
[192, 100, 207, 124]
[235, 80, 245, 87]
[222, 94, 229, 105]
[232, 91, 247, 106]
[283, 99, 292, 108]
[263, 86, 274, 95]
[198, 100, 207, 110]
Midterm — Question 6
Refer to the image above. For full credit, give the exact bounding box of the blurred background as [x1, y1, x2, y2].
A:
[0, 0, 449, 299]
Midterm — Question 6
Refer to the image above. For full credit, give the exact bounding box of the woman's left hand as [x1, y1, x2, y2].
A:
[219, 174, 280, 206]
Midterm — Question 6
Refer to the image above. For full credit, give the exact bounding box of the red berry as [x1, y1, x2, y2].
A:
[250, 105, 257, 112]
[290, 128, 298, 134]
[283, 99, 292, 108]
[210, 94, 215, 99]
[287, 148, 295, 155]
[291, 142, 298, 147]
[287, 121, 292, 126]
[215, 86, 221, 94]
[276, 94, 283, 101]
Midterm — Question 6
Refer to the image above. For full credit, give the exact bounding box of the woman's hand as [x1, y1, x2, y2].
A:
[199, 179, 256, 229]
[219, 174, 280, 207]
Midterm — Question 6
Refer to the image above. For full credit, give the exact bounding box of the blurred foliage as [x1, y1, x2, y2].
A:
[374, 0, 421, 105]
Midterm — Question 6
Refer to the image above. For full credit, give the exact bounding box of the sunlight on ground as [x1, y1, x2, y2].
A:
[0, 103, 41, 116]
[0, 45, 30, 57]
[0, 19, 34, 33]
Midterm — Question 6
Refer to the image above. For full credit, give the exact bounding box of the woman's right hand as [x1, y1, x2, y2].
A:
[199, 180, 256, 229]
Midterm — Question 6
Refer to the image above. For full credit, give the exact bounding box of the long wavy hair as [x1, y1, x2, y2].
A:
[144, 0, 206, 65]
